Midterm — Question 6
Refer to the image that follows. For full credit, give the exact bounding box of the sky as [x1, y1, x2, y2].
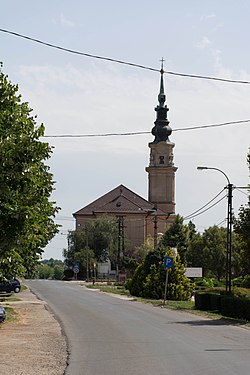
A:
[0, 0, 249, 260]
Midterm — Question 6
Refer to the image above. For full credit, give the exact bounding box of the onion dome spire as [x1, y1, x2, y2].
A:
[151, 59, 172, 143]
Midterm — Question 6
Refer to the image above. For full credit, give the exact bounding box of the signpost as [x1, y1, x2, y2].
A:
[163, 256, 174, 304]
[73, 262, 79, 280]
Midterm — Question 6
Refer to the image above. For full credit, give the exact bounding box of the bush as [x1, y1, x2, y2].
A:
[195, 293, 212, 310]
[195, 291, 222, 311]
[125, 278, 132, 291]
[232, 276, 244, 287]
[210, 294, 222, 311]
[221, 296, 250, 321]
[142, 264, 165, 299]
[127, 249, 193, 301]
[195, 278, 214, 289]
[232, 287, 250, 299]
[127, 263, 146, 297]
[211, 278, 224, 287]
[195, 291, 250, 321]
[241, 275, 250, 288]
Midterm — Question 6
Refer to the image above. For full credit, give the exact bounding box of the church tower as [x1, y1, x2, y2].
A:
[145, 62, 177, 220]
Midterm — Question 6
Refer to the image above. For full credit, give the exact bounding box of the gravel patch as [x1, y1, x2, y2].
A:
[0, 288, 67, 375]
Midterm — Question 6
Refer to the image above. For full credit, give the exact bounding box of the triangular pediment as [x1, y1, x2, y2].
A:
[73, 184, 156, 216]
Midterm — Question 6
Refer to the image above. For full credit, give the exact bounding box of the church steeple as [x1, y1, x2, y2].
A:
[146, 59, 177, 220]
[151, 60, 172, 144]
[158, 59, 166, 107]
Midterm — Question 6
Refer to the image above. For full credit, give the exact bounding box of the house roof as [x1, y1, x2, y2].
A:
[73, 184, 159, 216]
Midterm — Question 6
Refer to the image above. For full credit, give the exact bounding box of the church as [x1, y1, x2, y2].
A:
[73, 64, 177, 255]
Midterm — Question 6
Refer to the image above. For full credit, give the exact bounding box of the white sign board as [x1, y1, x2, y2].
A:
[185, 267, 202, 278]
[98, 262, 111, 275]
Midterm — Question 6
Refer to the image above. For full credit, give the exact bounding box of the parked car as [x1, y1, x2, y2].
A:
[0, 278, 21, 293]
[0, 306, 6, 322]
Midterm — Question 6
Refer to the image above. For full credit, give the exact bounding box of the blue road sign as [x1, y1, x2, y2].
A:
[73, 265, 79, 274]
[164, 256, 174, 269]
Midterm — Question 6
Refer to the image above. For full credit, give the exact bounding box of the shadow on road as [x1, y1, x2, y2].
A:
[172, 317, 247, 327]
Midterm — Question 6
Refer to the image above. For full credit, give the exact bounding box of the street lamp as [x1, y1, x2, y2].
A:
[197, 166, 233, 294]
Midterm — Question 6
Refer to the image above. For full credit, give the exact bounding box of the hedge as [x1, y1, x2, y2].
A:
[195, 293, 212, 311]
[221, 296, 250, 321]
[195, 291, 250, 321]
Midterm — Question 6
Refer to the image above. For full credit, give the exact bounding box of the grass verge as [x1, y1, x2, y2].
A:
[86, 283, 131, 296]
[0, 306, 18, 327]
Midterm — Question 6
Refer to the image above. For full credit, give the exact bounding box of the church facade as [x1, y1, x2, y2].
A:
[73, 65, 177, 253]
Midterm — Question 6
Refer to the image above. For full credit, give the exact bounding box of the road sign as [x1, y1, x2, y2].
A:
[164, 256, 174, 269]
[185, 267, 202, 278]
[73, 265, 79, 274]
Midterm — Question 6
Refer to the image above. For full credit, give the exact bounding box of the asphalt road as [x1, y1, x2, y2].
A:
[26, 280, 250, 375]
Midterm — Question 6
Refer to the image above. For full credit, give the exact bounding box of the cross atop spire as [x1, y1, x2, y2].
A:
[160, 57, 165, 74]
[158, 58, 166, 108]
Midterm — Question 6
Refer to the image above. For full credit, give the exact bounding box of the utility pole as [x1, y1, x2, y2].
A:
[117, 216, 124, 279]
[121, 216, 125, 258]
[85, 228, 89, 282]
[197, 166, 233, 293]
[227, 183, 233, 294]
[153, 211, 158, 249]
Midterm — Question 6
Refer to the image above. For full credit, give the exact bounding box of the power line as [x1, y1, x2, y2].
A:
[0, 28, 158, 73]
[235, 188, 249, 197]
[43, 119, 250, 138]
[165, 70, 250, 85]
[184, 188, 225, 220]
[184, 195, 227, 220]
[216, 218, 227, 227]
[174, 119, 250, 132]
[55, 217, 74, 222]
[1, 27, 250, 85]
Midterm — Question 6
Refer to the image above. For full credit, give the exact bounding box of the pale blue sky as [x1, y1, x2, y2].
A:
[1, 1, 249, 259]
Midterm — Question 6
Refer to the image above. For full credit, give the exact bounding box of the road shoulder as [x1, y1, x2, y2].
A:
[0, 287, 67, 375]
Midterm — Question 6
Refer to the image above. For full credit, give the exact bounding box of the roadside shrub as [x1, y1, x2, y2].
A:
[232, 276, 244, 287]
[125, 278, 132, 290]
[195, 293, 211, 310]
[221, 296, 250, 321]
[128, 263, 146, 297]
[232, 287, 250, 299]
[241, 275, 250, 288]
[195, 291, 250, 321]
[167, 282, 192, 301]
[195, 291, 222, 311]
[210, 293, 222, 311]
[211, 278, 224, 287]
[127, 249, 193, 301]
[142, 263, 165, 299]
[195, 278, 214, 289]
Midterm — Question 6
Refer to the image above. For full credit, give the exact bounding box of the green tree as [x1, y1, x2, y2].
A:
[234, 150, 250, 275]
[202, 226, 227, 281]
[185, 231, 206, 268]
[0, 66, 59, 278]
[160, 215, 191, 263]
[85, 215, 118, 262]
[63, 215, 118, 278]
[127, 247, 193, 300]
[40, 258, 64, 268]
[134, 235, 154, 263]
[36, 258, 65, 280]
[37, 263, 55, 279]
[63, 230, 95, 279]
